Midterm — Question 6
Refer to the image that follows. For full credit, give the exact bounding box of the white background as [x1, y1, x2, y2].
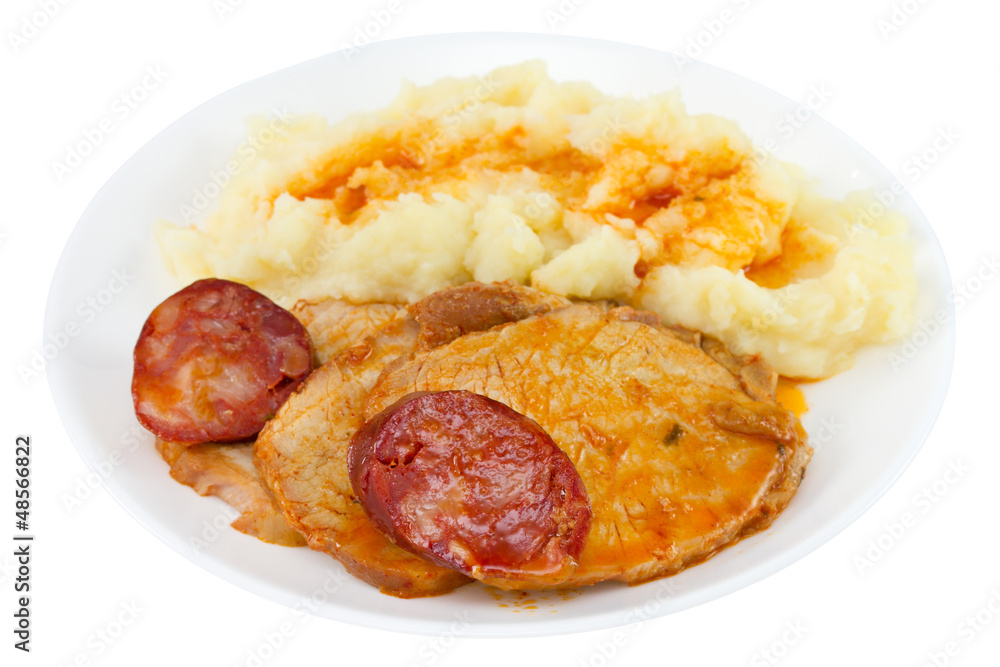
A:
[3, 0, 998, 665]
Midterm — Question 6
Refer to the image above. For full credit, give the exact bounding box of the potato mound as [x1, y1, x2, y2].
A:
[157, 61, 915, 378]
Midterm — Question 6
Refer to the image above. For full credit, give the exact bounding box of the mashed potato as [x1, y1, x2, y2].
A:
[157, 61, 915, 379]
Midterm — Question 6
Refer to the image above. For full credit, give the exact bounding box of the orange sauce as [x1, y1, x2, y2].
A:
[775, 377, 808, 417]
[486, 586, 582, 612]
[745, 224, 838, 288]
[616, 186, 681, 224]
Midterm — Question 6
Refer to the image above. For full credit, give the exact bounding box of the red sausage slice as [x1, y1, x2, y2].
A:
[349, 390, 591, 588]
[132, 278, 312, 444]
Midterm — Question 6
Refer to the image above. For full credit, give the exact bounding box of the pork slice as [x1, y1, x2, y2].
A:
[156, 439, 307, 547]
[363, 305, 812, 588]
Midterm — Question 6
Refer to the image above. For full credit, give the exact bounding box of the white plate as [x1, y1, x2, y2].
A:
[45, 33, 954, 637]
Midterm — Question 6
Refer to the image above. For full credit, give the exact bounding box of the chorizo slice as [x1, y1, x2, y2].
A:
[132, 278, 312, 443]
[349, 390, 591, 588]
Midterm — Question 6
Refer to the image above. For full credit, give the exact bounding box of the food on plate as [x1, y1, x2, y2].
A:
[156, 61, 915, 379]
[140, 280, 809, 596]
[132, 278, 313, 443]
[349, 390, 592, 589]
[133, 61, 916, 600]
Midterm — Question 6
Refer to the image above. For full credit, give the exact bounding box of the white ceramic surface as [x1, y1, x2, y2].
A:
[44, 33, 953, 637]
